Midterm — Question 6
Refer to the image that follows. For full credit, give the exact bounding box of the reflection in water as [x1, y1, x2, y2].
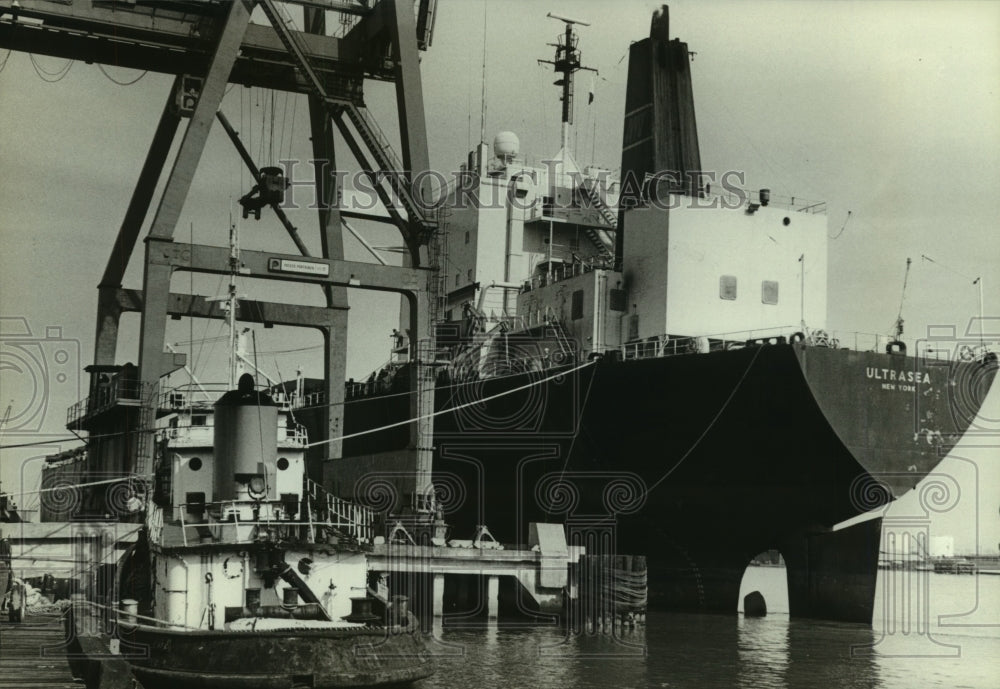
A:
[417, 571, 999, 689]
[784, 620, 880, 689]
[736, 616, 789, 689]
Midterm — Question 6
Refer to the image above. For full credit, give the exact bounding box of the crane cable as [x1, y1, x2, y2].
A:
[97, 63, 148, 86]
[28, 53, 73, 82]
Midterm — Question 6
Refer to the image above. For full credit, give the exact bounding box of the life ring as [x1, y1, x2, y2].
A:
[789, 331, 806, 344]
[886, 340, 907, 355]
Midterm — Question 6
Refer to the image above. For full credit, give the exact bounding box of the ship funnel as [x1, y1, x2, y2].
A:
[213, 373, 278, 502]
[617, 4, 702, 265]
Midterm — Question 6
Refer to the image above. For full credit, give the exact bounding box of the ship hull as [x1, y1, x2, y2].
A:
[121, 623, 433, 689]
[327, 343, 995, 622]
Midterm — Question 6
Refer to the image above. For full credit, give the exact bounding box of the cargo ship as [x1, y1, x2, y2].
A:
[291, 7, 998, 624]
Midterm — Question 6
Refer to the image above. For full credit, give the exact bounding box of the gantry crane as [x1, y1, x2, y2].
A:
[0, 0, 441, 510]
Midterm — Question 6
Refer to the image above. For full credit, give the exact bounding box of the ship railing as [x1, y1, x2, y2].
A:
[173, 496, 373, 547]
[73, 599, 206, 635]
[796, 330, 995, 362]
[639, 173, 827, 215]
[438, 158, 621, 211]
[446, 341, 577, 385]
[521, 256, 617, 293]
[157, 382, 298, 412]
[619, 326, 822, 361]
[618, 326, 995, 362]
[283, 423, 309, 445]
[305, 478, 375, 543]
[159, 425, 213, 442]
[67, 379, 147, 427]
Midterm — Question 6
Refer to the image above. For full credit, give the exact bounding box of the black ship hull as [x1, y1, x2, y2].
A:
[323, 343, 996, 622]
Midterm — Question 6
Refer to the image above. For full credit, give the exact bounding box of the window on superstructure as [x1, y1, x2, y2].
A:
[609, 289, 626, 312]
[245, 589, 261, 610]
[467, 269, 473, 282]
[720, 275, 737, 301]
[465, 231, 470, 244]
[455, 273, 460, 287]
[762, 280, 779, 305]
[191, 415, 207, 426]
[571, 290, 584, 320]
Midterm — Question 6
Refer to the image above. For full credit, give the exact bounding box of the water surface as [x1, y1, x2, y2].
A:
[416, 569, 999, 689]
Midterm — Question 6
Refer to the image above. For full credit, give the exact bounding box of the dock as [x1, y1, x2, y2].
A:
[0, 614, 80, 689]
[369, 523, 647, 627]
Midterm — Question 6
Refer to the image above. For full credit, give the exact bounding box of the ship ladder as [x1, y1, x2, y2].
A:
[305, 478, 374, 543]
[579, 179, 616, 260]
[547, 319, 575, 365]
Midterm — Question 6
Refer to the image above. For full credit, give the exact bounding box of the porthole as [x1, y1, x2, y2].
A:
[277, 457, 290, 471]
[189, 457, 202, 471]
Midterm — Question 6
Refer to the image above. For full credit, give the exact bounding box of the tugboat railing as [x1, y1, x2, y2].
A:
[157, 383, 299, 412]
[174, 495, 373, 547]
[306, 478, 375, 543]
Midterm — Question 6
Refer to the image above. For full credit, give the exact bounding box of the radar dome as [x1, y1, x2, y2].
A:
[493, 131, 519, 161]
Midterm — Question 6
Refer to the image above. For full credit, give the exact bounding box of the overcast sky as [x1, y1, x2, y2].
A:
[1, 1, 998, 548]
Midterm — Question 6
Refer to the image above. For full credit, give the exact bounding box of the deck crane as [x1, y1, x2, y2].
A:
[893, 257, 912, 341]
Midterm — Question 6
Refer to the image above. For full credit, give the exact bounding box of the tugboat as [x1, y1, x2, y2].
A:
[107, 372, 433, 689]
[46, 217, 435, 687]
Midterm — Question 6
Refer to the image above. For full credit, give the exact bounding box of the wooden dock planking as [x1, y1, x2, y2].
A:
[0, 614, 83, 688]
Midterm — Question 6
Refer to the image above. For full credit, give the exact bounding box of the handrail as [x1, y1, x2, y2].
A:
[618, 326, 995, 363]
[521, 256, 617, 292]
[641, 173, 827, 215]
[75, 599, 203, 632]
[67, 380, 147, 426]
[157, 383, 299, 412]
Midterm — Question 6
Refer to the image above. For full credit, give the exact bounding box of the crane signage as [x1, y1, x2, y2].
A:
[268, 257, 330, 277]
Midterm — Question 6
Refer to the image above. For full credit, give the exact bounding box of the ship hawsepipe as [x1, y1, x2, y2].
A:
[307, 341, 996, 624]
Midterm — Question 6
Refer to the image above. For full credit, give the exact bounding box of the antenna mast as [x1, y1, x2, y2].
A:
[480, 2, 488, 144]
[226, 215, 241, 389]
[538, 13, 597, 154]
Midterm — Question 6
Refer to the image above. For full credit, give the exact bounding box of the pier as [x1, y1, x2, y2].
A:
[371, 541, 578, 621]
[0, 614, 79, 689]
[370, 523, 646, 627]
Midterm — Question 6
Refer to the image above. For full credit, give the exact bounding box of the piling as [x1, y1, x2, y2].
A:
[572, 553, 647, 632]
